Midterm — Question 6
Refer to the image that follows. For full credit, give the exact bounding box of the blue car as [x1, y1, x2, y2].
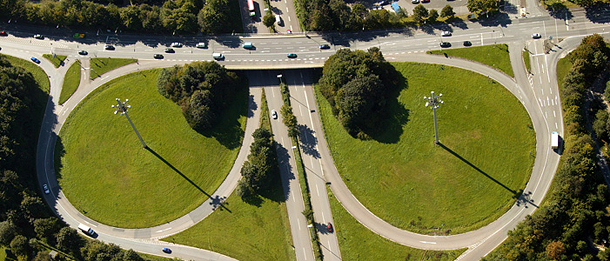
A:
[30, 57, 40, 64]
[162, 248, 171, 254]
[287, 53, 297, 58]
[319, 44, 330, 49]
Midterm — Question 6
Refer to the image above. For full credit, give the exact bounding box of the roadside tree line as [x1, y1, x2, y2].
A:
[484, 34, 610, 261]
[0, 0, 238, 34]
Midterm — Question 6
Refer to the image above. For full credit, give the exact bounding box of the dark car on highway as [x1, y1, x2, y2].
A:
[440, 42, 451, 48]
[164, 48, 174, 53]
[162, 248, 172, 254]
[78, 50, 88, 55]
[153, 54, 164, 59]
[463, 41, 472, 46]
[104, 45, 115, 50]
[319, 44, 330, 49]
[30, 57, 40, 64]
[287, 53, 297, 58]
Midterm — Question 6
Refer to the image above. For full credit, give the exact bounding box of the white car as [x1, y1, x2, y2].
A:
[441, 31, 452, 37]
[196, 42, 207, 48]
[43, 184, 50, 194]
[271, 110, 278, 119]
[170, 42, 183, 48]
[532, 33, 541, 39]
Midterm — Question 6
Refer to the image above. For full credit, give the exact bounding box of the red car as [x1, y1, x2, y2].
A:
[326, 222, 333, 233]
[0, 31, 7, 36]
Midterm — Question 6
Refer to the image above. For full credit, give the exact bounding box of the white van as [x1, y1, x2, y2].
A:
[212, 53, 224, 60]
[77, 223, 95, 236]
[196, 42, 207, 48]
[275, 15, 282, 25]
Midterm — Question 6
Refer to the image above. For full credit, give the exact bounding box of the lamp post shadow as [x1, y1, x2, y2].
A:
[437, 142, 517, 196]
[144, 146, 231, 212]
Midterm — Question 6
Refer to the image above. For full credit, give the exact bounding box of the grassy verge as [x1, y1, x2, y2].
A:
[428, 44, 514, 77]
[43, 54, 67, 68]
[556, 54, 572, 90]
[57, 69, 247, 228]
[522, 50, 531, 73]
[328, 188, 467, 260]
[317, 62, 535, 234]
[1, 54, 50, 94]
[59, 61, 82, 105]
[90, 58, 137, 79]
[260, 91, 271, 131]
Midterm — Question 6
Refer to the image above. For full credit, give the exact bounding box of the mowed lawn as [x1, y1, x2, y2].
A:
[163, 184, 294, 261]
[328, 188, 466, 260]
[59, 60, 81, 104]
[90, 58, 137, 79]
[429, 44, 514, 77]
[318, 62, 535, 234]
[57, 69, 247, 228]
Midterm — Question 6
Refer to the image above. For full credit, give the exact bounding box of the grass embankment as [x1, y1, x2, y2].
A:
[428, 44, 514, 77]
[43, 54, 67, 68]
[328, 188, 466, 260]
[57, 69, 247, 228]
[90, 58, 137, 79]
[59, 61, 81, 105]
[522, 50, 531, 73]
[1, 54, 50, 93]
[163, 91, 294, 261]
[556, 54, 572, 90]
[317, 62, 535, 235]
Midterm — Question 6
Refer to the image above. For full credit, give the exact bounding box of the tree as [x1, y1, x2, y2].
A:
[467, 0, 498, 16]
[281, 105, 299, 138]
[263, 13, 276, 27]
[33, 217, 61, 244]
[197, 0, 231, 33]
[546, 241, 565, 260]
[412, 4, 428, 25]
[0, 221, 17, 245]
[593, 110, 610, 141]
[427, 9, 439, 23]
[56, 227, 82, 253]
[440, 5, 455, 19]
[10, 235, 28, 257]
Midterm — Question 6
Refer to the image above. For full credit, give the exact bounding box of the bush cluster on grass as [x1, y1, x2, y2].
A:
[485, 34, 610, 261]
[318, 47, 399, 139]
[237, 128, 281, 199]
[0, 0, 242, 35]
[157, 61, 243, 132]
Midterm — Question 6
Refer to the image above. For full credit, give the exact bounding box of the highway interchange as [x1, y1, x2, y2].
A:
[5, 2, 608, 261]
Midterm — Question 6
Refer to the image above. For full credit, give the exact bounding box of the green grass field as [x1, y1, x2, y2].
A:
[59, 61, 81, 105]
[522, 50, 531, 73]
[162, 180, 294, 261]
[57, 69, 247, 228]
[556, 53, 572, 90]
[428, 44, 514, 77]
[43, 54, 67, 68]
[2, 54, 50, 94]
[317, 62, 535, 234]
[90, 58, 137, 79]
[328, 188, 466, 260]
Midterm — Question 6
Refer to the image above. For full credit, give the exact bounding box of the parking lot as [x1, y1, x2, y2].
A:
[371, 0, 470, 17]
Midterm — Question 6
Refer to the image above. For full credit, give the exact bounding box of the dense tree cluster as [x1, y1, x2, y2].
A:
[236, 128, 280, 199]
[294, 0, 408, 31]
[0, 0, 236, 34]
[318, 47, 399, 138]
[484, 34, 610, 261]
[157, 61, 242, 131]
[467, 0, 499, 17]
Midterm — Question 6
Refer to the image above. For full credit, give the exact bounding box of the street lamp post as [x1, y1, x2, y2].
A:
[424, 91, 444, 145]
[112, 98, 147, 149]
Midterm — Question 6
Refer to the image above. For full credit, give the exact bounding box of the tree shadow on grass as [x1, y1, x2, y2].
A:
[364, 73, 410, 144]
[145, 146, 231, 213]
[197, 87, 248, 150]
[438, 142, 517, 196]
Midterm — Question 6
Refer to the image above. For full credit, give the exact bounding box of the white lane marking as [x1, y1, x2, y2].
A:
[481, 33, 484, 45]
[553, 111, 556, 118]
[556, 122, 558, 129]
[547, 96, 549, 106]
[316, 184, 320, 196]
[538, 98, 543, 106]
[545, 55, 551, 83]
[303, 248, 307, 260]
[420, 241, 437, 244]
[298, 219, 301, 230]
[156, 227, 172, 233]
[291, 189, 295, 202]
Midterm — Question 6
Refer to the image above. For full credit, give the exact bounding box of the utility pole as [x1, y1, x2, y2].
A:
[424, 91, 444, 145]
[112, 98, 147, 149]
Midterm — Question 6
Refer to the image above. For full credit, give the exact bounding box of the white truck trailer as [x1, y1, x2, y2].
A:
[551, 131, 559, 150]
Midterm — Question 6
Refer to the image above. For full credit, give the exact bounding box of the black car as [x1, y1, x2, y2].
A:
[463, 41, 472, 46]
[440, 42, 451, 48]
[104, 45, 115, 50]
[78, 50, 88, 55]
[164, 48, 175, 53]
[153, 54, 164, 59]
[319, 44, 330, 49]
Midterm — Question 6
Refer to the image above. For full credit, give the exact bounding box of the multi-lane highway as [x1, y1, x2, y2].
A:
[16, 5, 610, 261]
